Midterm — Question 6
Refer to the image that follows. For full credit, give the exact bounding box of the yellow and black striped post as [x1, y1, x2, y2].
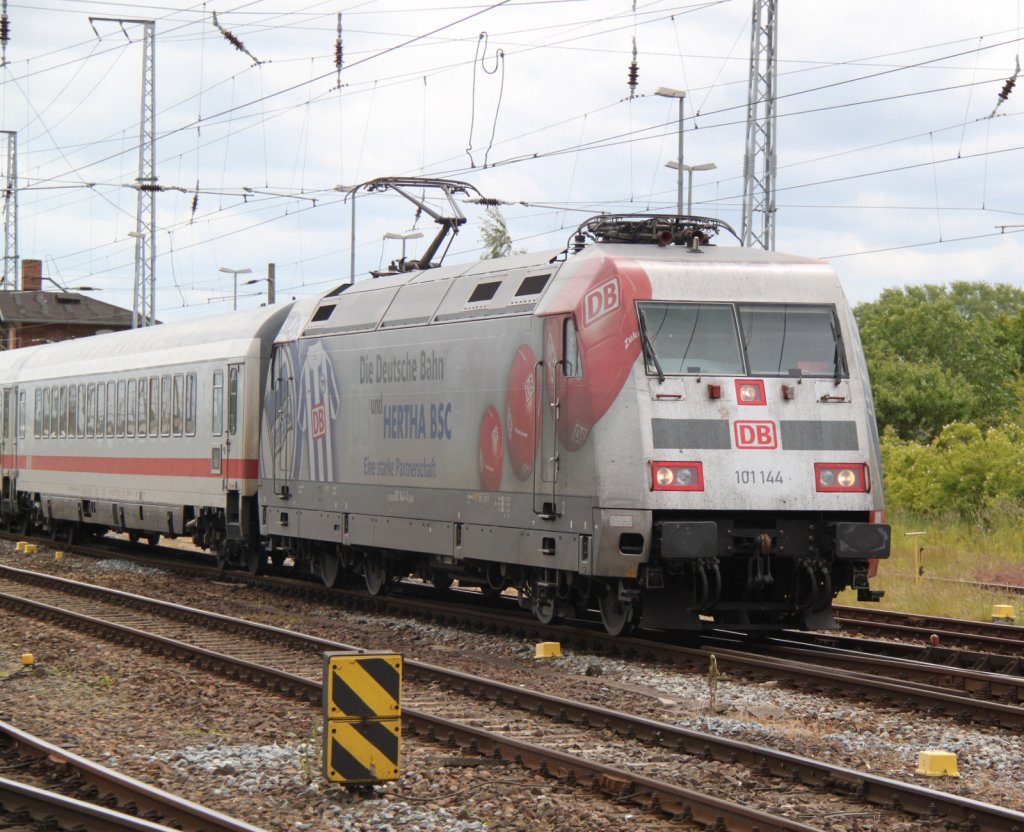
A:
[322, 652, 402, 785]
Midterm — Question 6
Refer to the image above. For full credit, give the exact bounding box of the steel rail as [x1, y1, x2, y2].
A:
[5, 562, 1024, 724]
[834, 605, 1024, 651]
[0, 589, 815, 832]
[3, 567, 1024, 830]
[0, 721, 268, 832]
[0, 776, 187, 832]
[783, 629, 1024, 677]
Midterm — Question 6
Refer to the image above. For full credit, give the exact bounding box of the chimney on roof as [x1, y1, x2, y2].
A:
[21, 259, 42, 292]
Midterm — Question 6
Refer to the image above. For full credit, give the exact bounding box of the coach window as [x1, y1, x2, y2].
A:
[116, 380, 126, 437]
[95, 382, 106, 437]
[212, 370, 224, 436]
[148, 377, 159, 436]
[106, 381, 116, 438]
[185, 372, 197, 436]
[41, 387, 50, 437]
[77, 384, 86, 438]
[86, 384, 95, 438]
[67, 385, 77, 437]
[160, 375, 171, 437]
[126, 379, 136, 437]
[51, 385, 60, 436]
[58, 386, 68, 437]
[33, 389, 41, 437]
[1, 390, 8, 440]
[18, 391, 25, 440]
[227, 366, 239, 435]
[137, 379, 147, 437]
[172, 374, 183, 436]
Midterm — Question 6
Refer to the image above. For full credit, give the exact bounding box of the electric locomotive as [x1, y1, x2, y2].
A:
[0, 174, 889, 635]
[259, 210, 890, 634]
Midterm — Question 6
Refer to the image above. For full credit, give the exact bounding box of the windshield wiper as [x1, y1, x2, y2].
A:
[829, 316, 842, 386]
[640, 324, 665, 384]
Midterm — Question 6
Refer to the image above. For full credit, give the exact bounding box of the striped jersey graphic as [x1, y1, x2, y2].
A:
[296, 341, 339, 482]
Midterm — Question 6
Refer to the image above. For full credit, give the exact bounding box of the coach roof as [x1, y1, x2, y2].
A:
[12, 302, 295, 382]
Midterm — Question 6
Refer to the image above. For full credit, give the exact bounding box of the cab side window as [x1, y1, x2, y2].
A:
[563, 318, 583, 378]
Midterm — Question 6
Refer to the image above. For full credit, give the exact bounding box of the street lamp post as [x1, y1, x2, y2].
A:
[666, 161, 718, 215]
[656, 86, 687, 214]
[219, 266, 252, 311]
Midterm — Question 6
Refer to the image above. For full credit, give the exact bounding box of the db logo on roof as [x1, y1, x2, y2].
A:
[583, 277, 620, 326]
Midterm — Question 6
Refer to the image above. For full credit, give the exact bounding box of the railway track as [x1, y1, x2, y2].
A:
[833, 605, 1024, 655]
[2, 562, 1024, 831]
[0, 720, 264, 832]
[11, 535, 1024, 723]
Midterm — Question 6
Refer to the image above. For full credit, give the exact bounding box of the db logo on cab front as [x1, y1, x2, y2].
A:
[734, 420, 777, 450]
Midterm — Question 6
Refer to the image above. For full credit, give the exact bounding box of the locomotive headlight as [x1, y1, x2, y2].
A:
[836, 469, 857, 488]
[815, 463, 868, 493]
[651, 461, 704, 491]
[735, 379, 766, 406]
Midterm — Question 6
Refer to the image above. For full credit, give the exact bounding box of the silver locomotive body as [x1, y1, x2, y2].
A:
[260, 228, 890, 632]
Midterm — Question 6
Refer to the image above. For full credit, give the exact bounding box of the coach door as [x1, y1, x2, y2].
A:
[222, 363, 242, 491]
[0, 387, 15, 510]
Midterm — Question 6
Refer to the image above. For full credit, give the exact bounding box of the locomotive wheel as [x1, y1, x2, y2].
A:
[319, 549, 342, 588]
[598, 583, 635, 637]
[533, 594, 561, 625]
[431, 570, 453, 591]
[364, 556, 391, 596]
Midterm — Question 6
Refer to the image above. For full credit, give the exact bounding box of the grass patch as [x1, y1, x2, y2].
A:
[835, 509, 1024, 622]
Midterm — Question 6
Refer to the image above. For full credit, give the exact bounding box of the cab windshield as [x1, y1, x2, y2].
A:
[638, 301, 846, 378]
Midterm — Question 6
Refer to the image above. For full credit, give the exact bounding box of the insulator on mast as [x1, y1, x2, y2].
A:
[335, 13, 344, 71]
[212, 11, 261, 65]
[627, 36, 639, 97]
[0, 0, 10, 67]
[990, 55, 1020, 117]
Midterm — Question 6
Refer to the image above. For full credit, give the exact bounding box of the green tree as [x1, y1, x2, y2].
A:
[881, 421, 1024, 516]
[479, 206, 525, 260]
[855, 282, 1024, 442]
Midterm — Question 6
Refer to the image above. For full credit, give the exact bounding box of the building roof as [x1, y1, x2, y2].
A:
[0, 290, 136, 328]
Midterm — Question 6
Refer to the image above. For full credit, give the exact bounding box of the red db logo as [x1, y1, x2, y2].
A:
[311, 402, 327, 441]
[583, 277, 621, 326]
[734, 421, 777, 449]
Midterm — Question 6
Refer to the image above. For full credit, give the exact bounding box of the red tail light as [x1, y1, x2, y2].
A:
[814, 463, 869, 493]
[651, 461, 704, 491]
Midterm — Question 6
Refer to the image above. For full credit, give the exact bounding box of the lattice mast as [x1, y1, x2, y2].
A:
[0, 131, 16, 290]
[740, 0, 778, 250]
[91, 17, 157, 327]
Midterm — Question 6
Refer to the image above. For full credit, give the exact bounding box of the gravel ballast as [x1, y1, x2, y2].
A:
[1, 544, 1022, 829]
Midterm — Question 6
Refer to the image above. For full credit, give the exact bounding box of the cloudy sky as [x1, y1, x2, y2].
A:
[3, 0, 1023, 321]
